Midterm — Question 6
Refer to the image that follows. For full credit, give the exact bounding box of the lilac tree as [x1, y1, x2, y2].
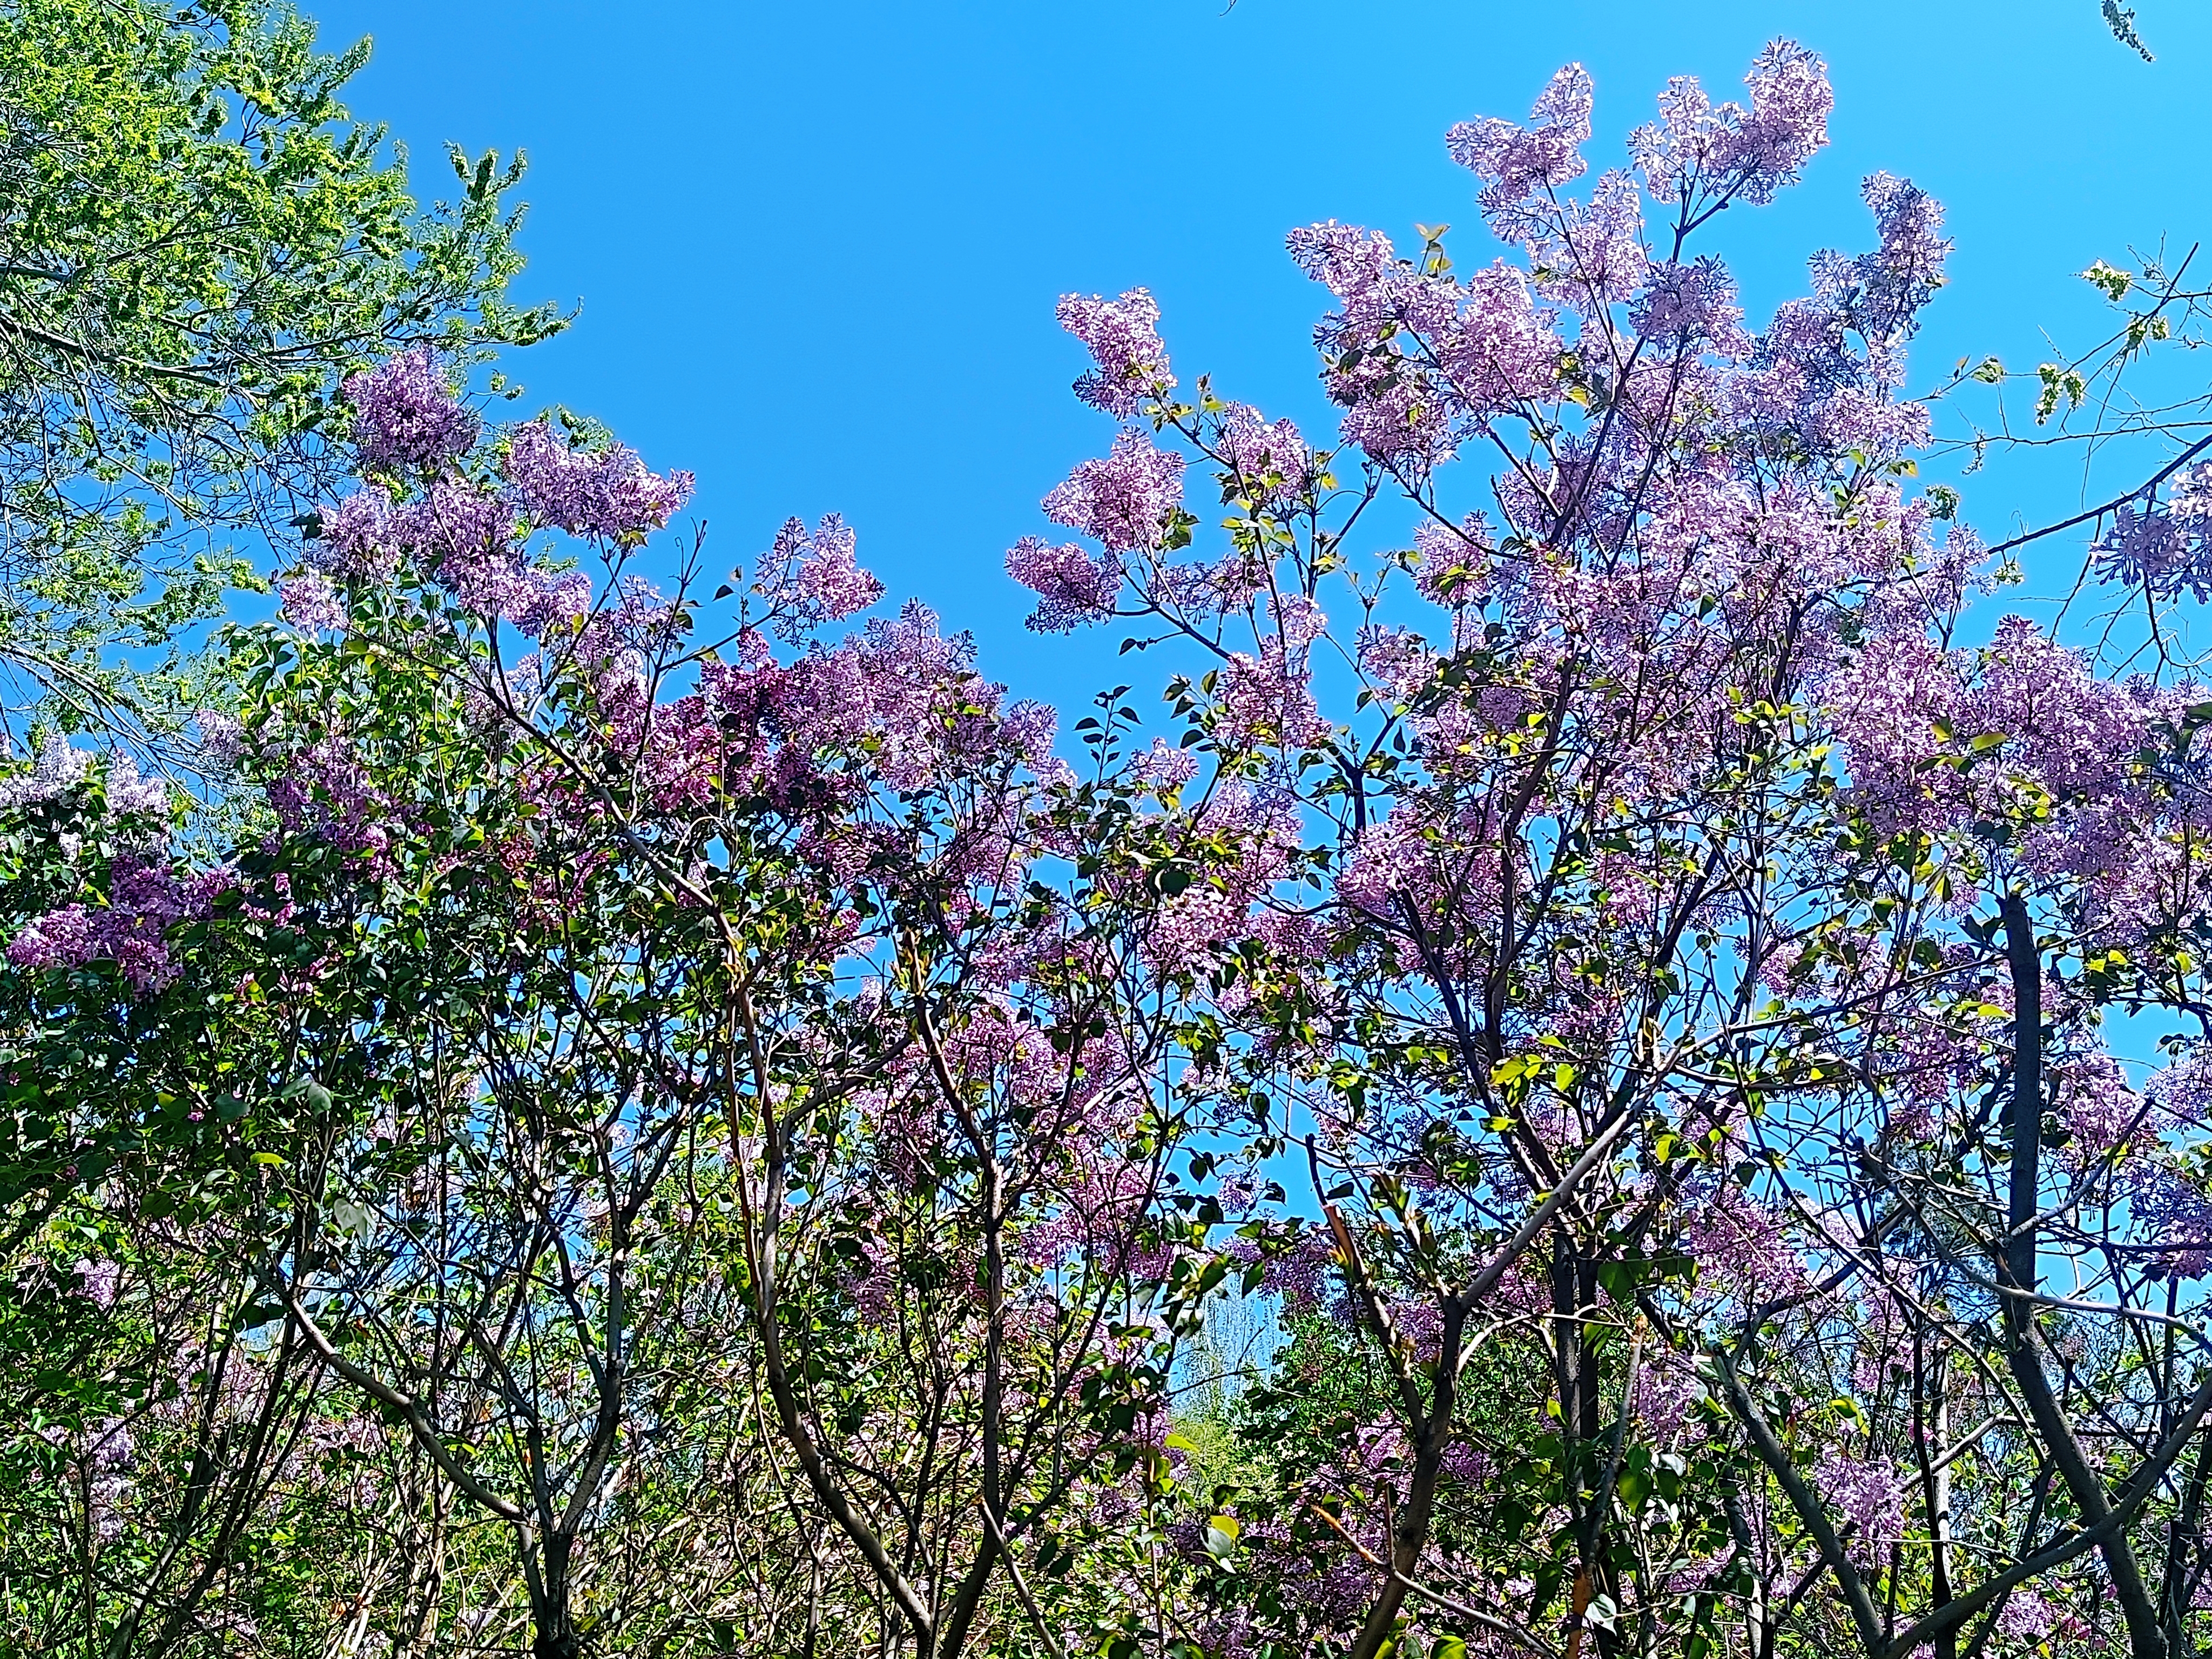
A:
[11, 27, 2212, 1659]
[1011, 41, 2212, 1659]
[2, 346, 1243, 1656]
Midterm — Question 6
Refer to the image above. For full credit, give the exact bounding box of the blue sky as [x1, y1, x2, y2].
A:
[312, 0, 2212, 707]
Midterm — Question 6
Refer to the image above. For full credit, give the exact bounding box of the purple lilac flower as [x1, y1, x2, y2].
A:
[1129, 738, 1198, 792]
[2055, 1051, 2144, 1158]
[1631, 257, 1753, 356]
[1447, 63, 1596, 240]
[315, 486, 399, 580]
[6, 904, 99, 972]
[1812, 1452, 1908, 1557]
[1413, 514, 1498, 608]
[1528, 170, 1649, 306]
[2127, 1165, 2212, 1279]
[191, 710, 246, 770]
[1441, 259, 1563, 413]
[763, 514, 884, 641]
[1216, 404, 1310, 500]
[343, 347, 478, 475]
[1997, 1590, 2058, 1642]
[278, 572, 346, 635]
[2094, 466, 2212, 602]
[73, 1258, 120, 1309]
[1041, 430, 1184, 553]
[503, 422, 694, 544]
[1630, 41, 1832, 209]
[1006, 536, 1120, 633]
[4, 854, 207, 992]
[1806, 173, 1952, 359]
[0, 734, 92, 808]
[102, 754, 167, 818]
[1057, 287, 1174, 418]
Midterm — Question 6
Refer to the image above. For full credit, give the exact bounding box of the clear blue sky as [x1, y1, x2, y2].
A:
[311, 0, 2212, 706]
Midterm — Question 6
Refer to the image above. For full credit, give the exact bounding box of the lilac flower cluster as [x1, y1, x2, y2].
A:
[759, 514, 884, 642]
[1809, 172, 1953, 355]
[1058, 287, 1174, 418]
[2093, 464, 2212, 601]
[0, 733, 91, 808]
[343, 347, 478, 475]
[502, 421, 694, 544]
[2054, 1051, 2145, 1158]
[1215, 404, 1310, 501]
[1005, 535, 1120, 633]
[1212, 640, 1331, 753]
[264, 737, 390, 863]
[1447, 64, 1595, 240]
[5, 856, 222, 991]
[2126, 1164, 2212, 1279]
[1812, 1451, 1909, 1558]
[315, 486, 399, 581]
[1630, 39, 1832, 208]
[278, 572, 346, 635]
[1042, 430, 1184, 552]
[1128, 737, 1198, 793]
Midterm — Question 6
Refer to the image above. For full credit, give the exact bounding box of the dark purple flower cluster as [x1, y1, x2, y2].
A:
[5, 857, 222, 992]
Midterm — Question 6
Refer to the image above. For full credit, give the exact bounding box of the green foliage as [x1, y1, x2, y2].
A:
[0, 0, 562, 740]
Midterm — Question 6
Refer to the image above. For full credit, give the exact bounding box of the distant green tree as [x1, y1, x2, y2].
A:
[0, 0, 563, 744]
[2101, 0, 2154, 58]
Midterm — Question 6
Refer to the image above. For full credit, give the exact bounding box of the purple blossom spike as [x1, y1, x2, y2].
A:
[343, 347, 478, 475]
[1006, 536, 1120, 633]
[278, 572, 346, 635]
[1447, 64, 1596, 240]
[315, 485, 399, 581]
[1042, 430, 1184, 553]
[1058, 287, 1174, 418]
[503, 422, 694, 544]
[762, 514, 884, 641]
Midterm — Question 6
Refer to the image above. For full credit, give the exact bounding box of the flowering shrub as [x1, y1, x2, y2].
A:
[1004, 37, 2212, 1659]
[9, 31, 2212, 1659]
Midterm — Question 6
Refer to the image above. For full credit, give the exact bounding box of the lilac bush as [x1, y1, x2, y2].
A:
[10, 29, 2212, 1659]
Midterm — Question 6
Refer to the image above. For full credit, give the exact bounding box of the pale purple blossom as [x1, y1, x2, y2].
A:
[503, 421, 694, 543]
[1413, 514, 1498, 607]
[1812, 1452, 1908, 1556]
[1631, 41, 1832, 208]
[343, 347, 478, 475]
[1447, 64, 1596, 239]
[315, 485, 399, 580]
[5, 855, 210, 991]
[1528, 170, 1649, 306]
[2054, 1051, 2145, 1158]
[278, 571, 346, 634]
[763, 514, 884, 640]
[1216, 405, 1310, 500]
[102, 753, 167, 818]
[1997, 1590, 2059, 1643]
[1006, 536, 1121, 632]
[1042, 430, 1184, 553]
[1058, 287, 1174, 418]
[1129, 738, 1198, 792]
[0, 734, 92, 808]
[191, 710, 246, 770]
[1213, 640, 1330, 752]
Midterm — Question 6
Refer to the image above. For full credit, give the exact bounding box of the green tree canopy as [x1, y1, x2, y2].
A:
[0, 0, 562, 742]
